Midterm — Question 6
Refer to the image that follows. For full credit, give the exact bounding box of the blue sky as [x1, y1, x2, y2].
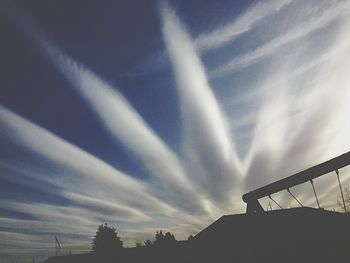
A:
[1, 0, 350, 261]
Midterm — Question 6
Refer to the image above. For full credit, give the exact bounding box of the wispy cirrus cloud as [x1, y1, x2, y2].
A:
[132, 0, 292, 76]
[0, 106, 200, 225]
[3, 1, 205, 215]
[0, 106, 168, 214]
[213, 0, 350, 77]
[194, 0, 292, 52]
[243, 9, 350, 199]
[161, 3, 242, 210]
[41, 44, 205, 214]
[2, 0, 350, 261]
[0, 105, 208, 250]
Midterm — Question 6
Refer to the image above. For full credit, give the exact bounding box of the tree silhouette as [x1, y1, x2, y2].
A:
[337, 187, 350, 212]
[153, 230, 176, 247]
[91, 223, 123, 254]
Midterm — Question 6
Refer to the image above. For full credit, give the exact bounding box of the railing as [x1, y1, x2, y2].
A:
[242, 151, 350, 214]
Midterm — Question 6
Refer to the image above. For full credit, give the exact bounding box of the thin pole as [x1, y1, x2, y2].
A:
[336, 170, 346, 212]
[55, 235, 60, 256]
[310, 180, 321, 209]
[269, 195, 283, 209]
[287, 188, 303, 207]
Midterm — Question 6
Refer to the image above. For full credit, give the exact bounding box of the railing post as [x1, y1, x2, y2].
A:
[310, 180, 321, 209]
[336, 170, 346, 212]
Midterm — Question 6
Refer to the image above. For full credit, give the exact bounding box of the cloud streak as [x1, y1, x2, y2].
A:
[2, 0, 350, 261]
[41, 43, 205, 214]
[130, 0, 293, 76]
[161, 3, 242, 209]
[213, 1, 350, 77]
[3, 0, 205, 214]
[0, 106, 198, 224]
[243, 7, 350, 198]
[0, 106, 209, 255]
[194, 0, 292, 52]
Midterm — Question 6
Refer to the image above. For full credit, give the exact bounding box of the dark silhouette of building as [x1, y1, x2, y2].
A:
[45, 151, 350, 263]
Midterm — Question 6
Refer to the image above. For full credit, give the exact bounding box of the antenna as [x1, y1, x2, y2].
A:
[55, 235, 60, 256]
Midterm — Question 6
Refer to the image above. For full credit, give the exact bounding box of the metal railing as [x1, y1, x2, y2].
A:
[242, 151, 350, 214]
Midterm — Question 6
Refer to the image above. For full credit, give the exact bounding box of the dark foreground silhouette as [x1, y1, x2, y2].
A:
[45, 207, 350, 263]
[45, 152, 350, 263]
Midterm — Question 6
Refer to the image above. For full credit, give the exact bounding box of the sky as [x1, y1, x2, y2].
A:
[1, 0, 350, 261]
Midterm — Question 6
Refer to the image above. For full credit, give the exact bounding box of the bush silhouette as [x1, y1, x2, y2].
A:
[135, 241, 142, 247]
[143, 239, 153, 247]
[91, 223, 123, 254]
